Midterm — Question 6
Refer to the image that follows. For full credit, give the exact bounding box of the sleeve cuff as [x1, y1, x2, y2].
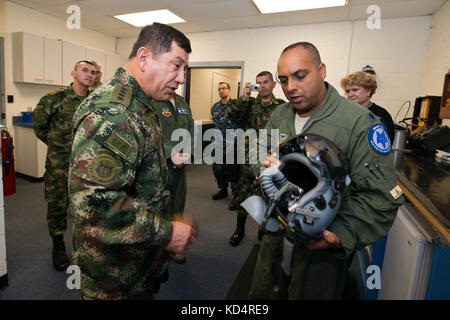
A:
[157, 218, 173, 248]
[328, 222, 355, 259]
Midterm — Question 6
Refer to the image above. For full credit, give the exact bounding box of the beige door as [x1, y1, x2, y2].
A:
[188, 68, 241, 123]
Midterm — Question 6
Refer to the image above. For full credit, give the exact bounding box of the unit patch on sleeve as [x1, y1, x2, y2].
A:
[88, 150, 123, 185]
[368, 124, 392, 155]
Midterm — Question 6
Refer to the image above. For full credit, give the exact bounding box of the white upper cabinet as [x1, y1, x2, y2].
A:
[13, 32, 125, 87]
[12, 32, 62, 86]
[13, 32, 44, 84]
[44, 38, 62, 86]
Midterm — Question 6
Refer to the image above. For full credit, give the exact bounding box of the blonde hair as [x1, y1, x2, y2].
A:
[340, 71, 377, 97]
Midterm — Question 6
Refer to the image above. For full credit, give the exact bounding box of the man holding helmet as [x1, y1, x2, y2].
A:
[248, 42, 404, 299]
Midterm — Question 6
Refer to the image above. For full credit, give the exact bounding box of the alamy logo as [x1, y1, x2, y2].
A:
[366, 265, 381, 290]
[366, 5, 381, 30]
[66, 5, 81, 30]
[170, 128, 280, 165]
[66, 265, 80, 290]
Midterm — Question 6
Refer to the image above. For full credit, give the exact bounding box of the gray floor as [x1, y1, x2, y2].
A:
[0, 164, 363, 300]
[0, 164, 259, 300]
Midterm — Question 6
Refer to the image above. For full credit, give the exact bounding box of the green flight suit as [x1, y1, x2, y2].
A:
[32, 84, 89, 237]
[69, 68, 172, 300]
[151, 95, 195, 214]
[249, 83, 405, 299]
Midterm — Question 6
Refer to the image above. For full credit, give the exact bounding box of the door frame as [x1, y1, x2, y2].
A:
[184, 61, 245, 104]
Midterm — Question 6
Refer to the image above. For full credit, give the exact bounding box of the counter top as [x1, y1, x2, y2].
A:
[396, 151, 450, 244]
[12, 116, 34, 128]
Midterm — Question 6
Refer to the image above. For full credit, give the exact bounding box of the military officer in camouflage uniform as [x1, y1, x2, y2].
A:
[151, 93, 195, 264]
[33, 60, 96, 271]
[249, 42, 404, 299]
[210, 82, 239, 208]
[227, 71, 285, 246]
[68, 23, 198, 300]
[89, 60, 103, 90]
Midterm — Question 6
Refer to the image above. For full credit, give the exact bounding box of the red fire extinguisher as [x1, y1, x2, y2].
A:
[1, 126, 16, 196]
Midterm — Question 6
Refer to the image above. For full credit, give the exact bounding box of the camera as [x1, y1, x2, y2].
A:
[250, 83, 260, 91]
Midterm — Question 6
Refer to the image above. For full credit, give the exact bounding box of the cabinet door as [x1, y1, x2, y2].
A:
[86, 47, 106, 83]
[44, 38, 62, 86]
[12, 32, 44, 84]
[105, 53, 127, 81]
[62, 41, 86, 86]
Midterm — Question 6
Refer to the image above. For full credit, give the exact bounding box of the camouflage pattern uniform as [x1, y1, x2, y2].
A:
[151, 95, 195, 214]
[211, 100, 239, 192]
[33, 84, 90, 237]
[69, 68, 172, 300]
[228, 95, 285, 219]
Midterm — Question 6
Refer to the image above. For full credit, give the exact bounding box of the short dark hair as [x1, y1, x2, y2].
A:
[129, 23, 192, 59]
[218, 82, 230, 89]
[282, 42, 322, 65]
[74, 60, 95, 70]
[256, 71, 274, 81]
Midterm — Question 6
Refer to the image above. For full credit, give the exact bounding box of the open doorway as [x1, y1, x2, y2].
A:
[184, 62, 244, 124]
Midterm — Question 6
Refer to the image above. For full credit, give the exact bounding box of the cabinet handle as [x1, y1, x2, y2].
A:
[46, 80, 54, 83]
[34, 79, 43, 82]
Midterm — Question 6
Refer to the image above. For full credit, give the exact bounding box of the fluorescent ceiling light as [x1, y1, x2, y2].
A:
[114, 9, 185, 27]
[253, 0, 347, 14]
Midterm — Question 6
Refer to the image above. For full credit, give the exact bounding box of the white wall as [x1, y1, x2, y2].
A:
[119, 16, 431, 123]
[421, 0, 450, 126]
[1, 1, 119, 137]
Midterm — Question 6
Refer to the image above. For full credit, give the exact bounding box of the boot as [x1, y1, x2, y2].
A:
[170, 251, 186, 264]
[52, 235, 70, 271]
[229, 215, 247, 247]
[228, 195, 237, 211]
[212, 188, 228, 200]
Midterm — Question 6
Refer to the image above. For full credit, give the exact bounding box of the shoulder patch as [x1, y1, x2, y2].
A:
[88, 149, 122, 186]
[280, 133, 288, 144]
[110, 85, 132, 107]
[48, 87, 65, 96]
[368, 124, 392, 154]
[105, 132, 133, 159]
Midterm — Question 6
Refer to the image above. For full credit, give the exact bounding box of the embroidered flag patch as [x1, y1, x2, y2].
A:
[178, 108, 188, 114]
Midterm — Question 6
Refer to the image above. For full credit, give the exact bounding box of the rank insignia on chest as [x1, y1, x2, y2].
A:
[368, 124, 392, 154]
[178, 108, 188, 115]
[162, 108, 171, 117]
[279, 133, 288, 144]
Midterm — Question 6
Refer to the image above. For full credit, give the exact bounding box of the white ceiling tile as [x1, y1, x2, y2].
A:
[7, 0, 448, 38]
